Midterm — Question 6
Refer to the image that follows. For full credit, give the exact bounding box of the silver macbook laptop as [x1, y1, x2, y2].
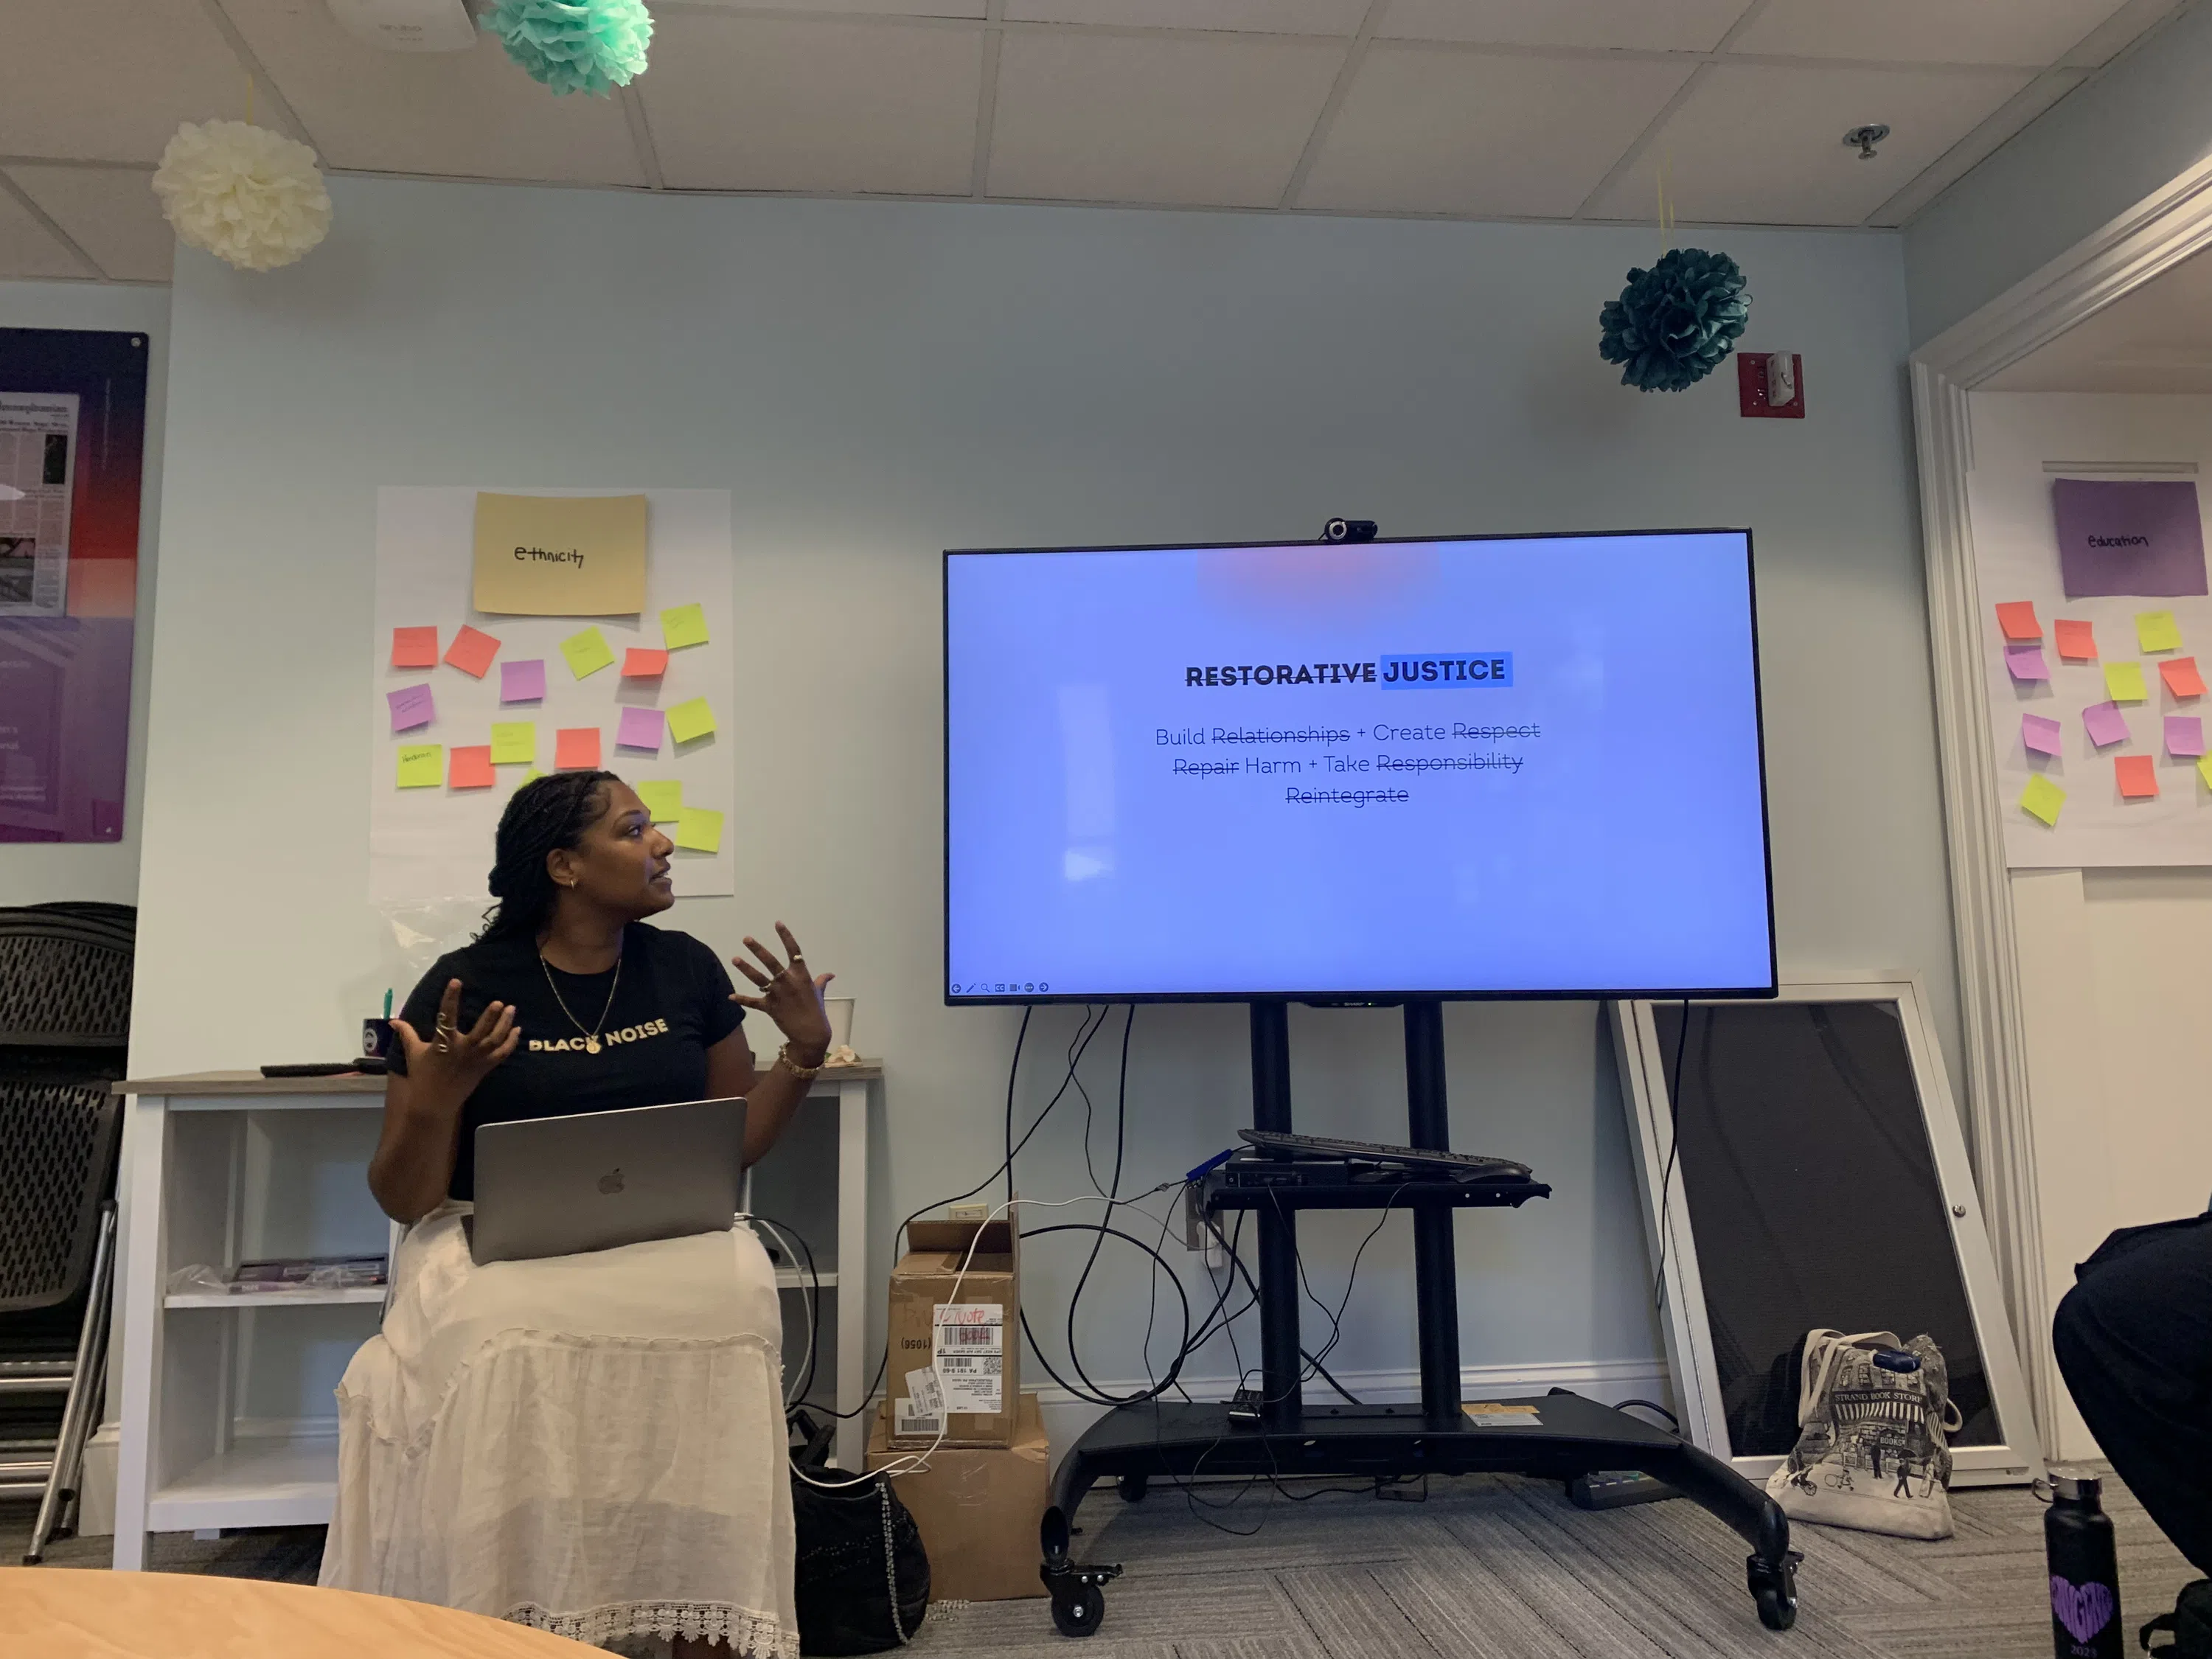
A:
[467, 1096, 748, 1265]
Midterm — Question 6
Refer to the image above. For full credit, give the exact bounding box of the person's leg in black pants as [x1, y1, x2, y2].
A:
[2054, 1214, 2212, 1573]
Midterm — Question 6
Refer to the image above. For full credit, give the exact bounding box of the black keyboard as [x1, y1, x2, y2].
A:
[1239, 1129, 1531, 1180]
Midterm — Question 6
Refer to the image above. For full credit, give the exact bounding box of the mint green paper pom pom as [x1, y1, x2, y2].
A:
[484, 0, 652, 97]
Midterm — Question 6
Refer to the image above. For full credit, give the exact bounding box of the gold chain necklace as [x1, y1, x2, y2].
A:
[539, 949, 623, 1055]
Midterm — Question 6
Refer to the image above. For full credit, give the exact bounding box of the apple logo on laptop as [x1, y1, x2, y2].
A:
[598, 1168, 625, 1196]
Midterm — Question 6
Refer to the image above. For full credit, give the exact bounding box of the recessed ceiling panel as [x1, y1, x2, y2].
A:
[9, 167, 173, 283]
[1299, 48, 1695, 218]
[1008, 0, 1368, 31]
[644, 14, 982, 195]
[0, 0, 253, 165]
[1378, 0, 1755, 52]
[1585, 62, 2033, 225]
[0, 188, 91, 280]
[988, 31, 1344, 206]
[1732, 0, 2136, 67]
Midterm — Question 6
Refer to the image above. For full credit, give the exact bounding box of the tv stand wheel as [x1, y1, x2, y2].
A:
[1116, 1474, 1149, 1503]
[1748, 1553, 1798, 1631]
[1051, 1583, 1105, 1638]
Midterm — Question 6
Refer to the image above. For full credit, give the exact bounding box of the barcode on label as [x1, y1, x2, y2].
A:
[895, 1400, 942, 1438]
[939, 1324, 1001, 1346]
[934, 1354, 1001, 1374]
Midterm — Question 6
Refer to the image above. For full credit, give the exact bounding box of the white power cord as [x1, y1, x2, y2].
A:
[745, 1214, 813, 1410]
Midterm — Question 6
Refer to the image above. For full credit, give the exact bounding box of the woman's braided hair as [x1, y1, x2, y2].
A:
[480, 770, 621, 942]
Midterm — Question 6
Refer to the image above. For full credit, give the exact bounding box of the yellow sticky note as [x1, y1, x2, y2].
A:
[2200, 755, 2212, 793]
[490, 722, 536, 765]
[667, 696, 717, 744]
[2105, 661, 2149, 703]
[2020, 773, 2066, 827]
[636, 779, 684, 821]
[2137, 610, 2184, 653]
[560, 625, 616, 680]
[675, 806, 723, 853]
[396, 744, 443, 789]
[661, 602, 709, 650]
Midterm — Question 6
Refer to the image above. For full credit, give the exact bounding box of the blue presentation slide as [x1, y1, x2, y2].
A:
[945, 534, 1773, 999]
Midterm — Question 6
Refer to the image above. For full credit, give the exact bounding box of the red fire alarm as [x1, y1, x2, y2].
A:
[1737, 352, 1804, 418]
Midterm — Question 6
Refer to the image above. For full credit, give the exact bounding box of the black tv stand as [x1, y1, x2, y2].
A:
[1035, 998, 1799, 1638]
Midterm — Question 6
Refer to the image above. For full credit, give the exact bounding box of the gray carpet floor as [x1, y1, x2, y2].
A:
[4, 1469, 2195, 1656]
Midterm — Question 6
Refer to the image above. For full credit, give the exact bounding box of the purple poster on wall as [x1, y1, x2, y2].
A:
[2051, 477, 2209, 599]
[0, 330, 148, 843]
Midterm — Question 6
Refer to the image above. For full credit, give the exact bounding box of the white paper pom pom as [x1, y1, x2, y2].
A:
[153, 120, 333, 273]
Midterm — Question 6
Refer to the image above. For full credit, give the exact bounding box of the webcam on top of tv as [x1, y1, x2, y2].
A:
[1321, 518, 1378, 543]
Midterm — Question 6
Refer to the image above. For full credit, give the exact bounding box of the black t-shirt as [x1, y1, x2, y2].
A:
[391, 922, 745, 1201]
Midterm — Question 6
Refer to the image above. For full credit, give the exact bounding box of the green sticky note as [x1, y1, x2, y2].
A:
[2020, 773, 2066, 827]
[2105, 661, 2149, 703]
[667, 696, 717, 744]
[560, 625, 616, 680]
[636, 779, 684, 821]
[396, 744, 443, 789]
[675, 806, 723, 853]
[490, 721, 536, 765]
[2137, 610, 2183, 653]
[661, 602, 709, 650]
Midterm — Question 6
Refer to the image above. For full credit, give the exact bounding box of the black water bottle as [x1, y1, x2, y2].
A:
[2048, 1472, 2123, 1659]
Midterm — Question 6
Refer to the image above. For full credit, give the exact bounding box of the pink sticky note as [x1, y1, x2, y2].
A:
[2083, 701, 2131, 748]
[2054, 619, 2098, 661]
[622, 648, 669, 678]
[448, 745, 495, 789]
[555, 727, 601, 770]
[1996, 600, 2042, 641]
[616, 705, 665, 752]
[386, 684, 434, 733]
[2117, 754, 2160, 799]
[2023, 714, 2063, 757]
[2163, 656, 2208, 699]
[501, 658, 546, 703]
[2167, 714, 2206, 757]
[444, 625, 501, 678]
[2005, 644, 2050, 682]
[391, 627, 438, 669]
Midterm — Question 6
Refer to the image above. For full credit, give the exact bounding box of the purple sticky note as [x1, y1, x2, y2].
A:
[2005, 644, 2051, 682]
[501, 658, 546, 704]
[2053, 478, 2209, 599]
[2083, 700, 2131, 748]
[2023, 714, 2063, 757]
[386, 684, 434, 733]
[616, 705, 665, 752]
[2168, 714, 2206, 757]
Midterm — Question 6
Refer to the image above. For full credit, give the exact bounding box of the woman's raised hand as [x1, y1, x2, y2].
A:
[389, 978, 520, 1096]
[729, 924, 834, 1062]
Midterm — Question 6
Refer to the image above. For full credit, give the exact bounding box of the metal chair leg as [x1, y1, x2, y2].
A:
[27, 1203, 116, 1565]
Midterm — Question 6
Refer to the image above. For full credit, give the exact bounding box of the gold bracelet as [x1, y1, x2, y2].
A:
[776, 1042, 826, 1080]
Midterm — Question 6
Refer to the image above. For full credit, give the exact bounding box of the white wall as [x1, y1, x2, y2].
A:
[131, 176, 1960, 1411]
[0, 279, 167, 908]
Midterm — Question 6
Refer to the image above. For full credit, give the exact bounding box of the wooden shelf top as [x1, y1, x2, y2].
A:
[119, 1061, 882, 1096]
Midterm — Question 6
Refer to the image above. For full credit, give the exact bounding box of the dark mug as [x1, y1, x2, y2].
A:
[362, 1018, 395, 1059]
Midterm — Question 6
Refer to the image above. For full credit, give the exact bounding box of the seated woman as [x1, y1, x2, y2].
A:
[321, 770, 832, 1658]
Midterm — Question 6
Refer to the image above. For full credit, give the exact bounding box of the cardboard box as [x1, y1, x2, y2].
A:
[888, 1217, 1020, 1447]
[866, 1392, 1049, 1601]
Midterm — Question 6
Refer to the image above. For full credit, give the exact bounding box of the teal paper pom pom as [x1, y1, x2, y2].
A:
[1597, 248, 1750, 393]
[484, 0, 653, 97]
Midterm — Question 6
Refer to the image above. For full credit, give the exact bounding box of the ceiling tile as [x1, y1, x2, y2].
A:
[1298, 48, 1694, 218]
[678, 0, 985, 14]
[1377, 0, 1753, 52]
[220, 0, 644, 185]
[0, 187, 92, 279]
[642, 14, 981, 195]
[9, 167, 173, 283]
[1731, 0, 2138, 67]
[1007, 0, 1368, 32]
[1864, 69, 2086, 226]
[988, 31, 1344, 206]
[1585, 61, 2033, 225]
[0, 0, 252, 164]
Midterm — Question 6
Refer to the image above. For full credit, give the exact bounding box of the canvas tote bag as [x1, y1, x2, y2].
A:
[1764, 1329, 1961, 1540]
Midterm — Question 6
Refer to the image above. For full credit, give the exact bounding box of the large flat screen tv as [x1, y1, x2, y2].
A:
[945, 531, 1775, 1004]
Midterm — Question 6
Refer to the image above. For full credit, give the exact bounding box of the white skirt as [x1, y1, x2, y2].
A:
[319, 1203, 799, 1657]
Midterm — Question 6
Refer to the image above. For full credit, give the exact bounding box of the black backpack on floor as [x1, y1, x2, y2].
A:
[789, 1411, 930, 1655]
[2143, 1580, 2212, 1655]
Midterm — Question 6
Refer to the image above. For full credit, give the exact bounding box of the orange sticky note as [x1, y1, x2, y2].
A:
[392, 626, 439, 669]
[622, 647, 669, 678]
[2116, 754, 2160, 799]
[2054, 619, 2098, 661]
[444, 625, 501, 678]
[1996, 600, 2042, 641]
[555, 727, 601, 770]
[448, 745, 495, 789]
[2163, 656, 2208, 699]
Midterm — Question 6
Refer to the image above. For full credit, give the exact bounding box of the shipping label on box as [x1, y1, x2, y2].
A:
[932, 1303, 1005, 1414]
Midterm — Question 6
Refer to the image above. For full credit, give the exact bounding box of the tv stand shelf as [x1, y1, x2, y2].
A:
[1200, 1164, 1551, 1214]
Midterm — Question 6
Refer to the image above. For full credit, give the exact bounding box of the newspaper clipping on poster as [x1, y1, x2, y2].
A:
[0, 391, 76, 617]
